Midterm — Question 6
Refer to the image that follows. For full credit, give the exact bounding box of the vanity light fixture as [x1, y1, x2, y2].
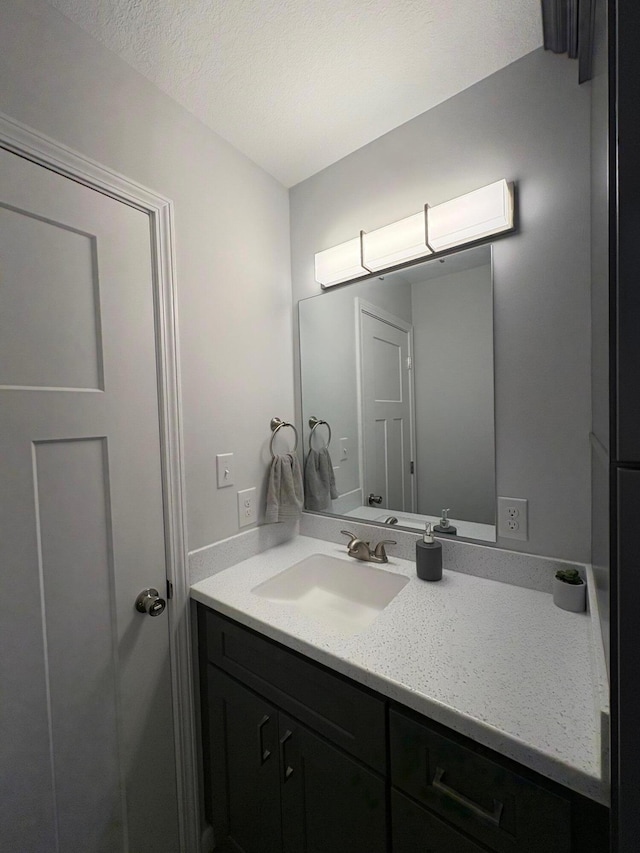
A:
[427, 180, 514, 252]
[314, 237, 368, 287]
[361, 210, 433, 272]
[315, 179, 514, 288]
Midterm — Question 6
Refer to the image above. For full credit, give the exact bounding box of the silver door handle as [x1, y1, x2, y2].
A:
[135, 588, 166, 617]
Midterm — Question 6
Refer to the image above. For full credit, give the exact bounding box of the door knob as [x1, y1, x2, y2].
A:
[135, 588, 166, 617]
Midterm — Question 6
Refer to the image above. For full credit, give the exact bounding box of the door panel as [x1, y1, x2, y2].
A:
[0, 203, 102, 390]
[0, 147, 179, 852]
[32, 438, 122, 851]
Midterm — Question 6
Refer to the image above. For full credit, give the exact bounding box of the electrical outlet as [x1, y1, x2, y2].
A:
[498, 497, 528, 541]
[237, 487, 257, 528]
[216, 453, 234, 488]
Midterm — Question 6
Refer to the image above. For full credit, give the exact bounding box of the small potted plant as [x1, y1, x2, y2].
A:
[553, 567, 586, 613]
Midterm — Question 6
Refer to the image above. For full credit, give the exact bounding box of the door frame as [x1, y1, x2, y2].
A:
[355, 298, 417, 513]
[0, 112, 198, 852]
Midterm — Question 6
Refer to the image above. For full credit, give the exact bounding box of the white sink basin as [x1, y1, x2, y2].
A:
[251, 553, 409, 635]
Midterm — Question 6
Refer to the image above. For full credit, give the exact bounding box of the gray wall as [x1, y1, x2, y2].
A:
[412, 264, 495, 524]
[299, 277, 412, 501]
[290, 48, 592, 563]
[0, 0, 294, 552]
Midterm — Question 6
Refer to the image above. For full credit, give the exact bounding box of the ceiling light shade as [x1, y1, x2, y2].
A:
[314, 238, 367, 286]
[314, 179, 515, 288]
[427, 179, 514, 252]
[361, 212, 432, 271]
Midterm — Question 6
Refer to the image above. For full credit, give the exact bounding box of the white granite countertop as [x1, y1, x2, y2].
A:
[191, 534, 608, 805]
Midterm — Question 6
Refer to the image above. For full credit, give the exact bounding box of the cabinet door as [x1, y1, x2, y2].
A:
[279, 714, 387, 853]
[391, 790, 486, 853]
[206, 667, 282, 853]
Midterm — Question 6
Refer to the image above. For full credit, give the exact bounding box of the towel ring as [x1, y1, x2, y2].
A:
[270, 417, 299, 458]
[308, 416, 332, 450]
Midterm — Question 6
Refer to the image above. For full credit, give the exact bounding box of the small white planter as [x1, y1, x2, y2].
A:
[553, 576, 586, 613]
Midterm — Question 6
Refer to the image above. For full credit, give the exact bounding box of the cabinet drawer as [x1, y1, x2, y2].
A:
[200, 607, 386, 772]
[391, 789, 486, 853]
[389, 709, 571, 853]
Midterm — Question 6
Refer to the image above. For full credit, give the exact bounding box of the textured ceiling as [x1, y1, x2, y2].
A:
[48, 0, 542, 186]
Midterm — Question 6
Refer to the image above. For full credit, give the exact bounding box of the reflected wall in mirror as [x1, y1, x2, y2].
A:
[299, 245, 496, 542]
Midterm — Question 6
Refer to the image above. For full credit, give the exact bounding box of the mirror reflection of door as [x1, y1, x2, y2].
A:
[357, 300, 415, 514]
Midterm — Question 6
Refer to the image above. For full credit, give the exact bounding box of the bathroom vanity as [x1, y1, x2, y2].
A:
[192, 536, 609, 852]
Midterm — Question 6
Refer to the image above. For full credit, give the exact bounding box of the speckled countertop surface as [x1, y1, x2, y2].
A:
[191, 534, 608, 805]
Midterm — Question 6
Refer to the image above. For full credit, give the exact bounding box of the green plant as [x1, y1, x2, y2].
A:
[555, 568, 583, 585]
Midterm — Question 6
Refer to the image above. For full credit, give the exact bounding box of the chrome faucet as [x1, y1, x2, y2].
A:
[341, 531, 397, 564]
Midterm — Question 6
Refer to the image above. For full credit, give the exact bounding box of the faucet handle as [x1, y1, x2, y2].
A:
[341, 530, 369, 551]
[373, 539, 396, 561]
[341, 530, 359, 546]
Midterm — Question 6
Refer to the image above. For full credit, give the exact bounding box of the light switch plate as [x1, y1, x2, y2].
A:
[497, 496, 528, 541]
[340, 437, 349, 461]
[237, 487, 257, 527]
[216, 453, 234, 488]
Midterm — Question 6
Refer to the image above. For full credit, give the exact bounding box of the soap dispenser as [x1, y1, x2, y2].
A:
[416, 522, 442, 581]
[434, 508, 457, 536]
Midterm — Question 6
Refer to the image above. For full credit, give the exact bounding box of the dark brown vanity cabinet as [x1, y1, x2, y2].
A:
[206, 669, 282, 853]
[391, 790, 487, 853]
[198, 606, 608, 853]
[389, 709, 571, 853]
[206, 667, 386, 853]
[199, 606, 387, 853]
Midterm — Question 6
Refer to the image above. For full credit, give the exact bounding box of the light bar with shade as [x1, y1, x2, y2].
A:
[314, 237, 368, 287]
[314, 180, 514, 288]
[428, 179, 514, 252]
[361, 211, 432, 271]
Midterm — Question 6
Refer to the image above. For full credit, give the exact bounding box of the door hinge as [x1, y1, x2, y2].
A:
[410, 461, 414, 474]
[166, 579, 174, 600]
[406, 356, 412, 370]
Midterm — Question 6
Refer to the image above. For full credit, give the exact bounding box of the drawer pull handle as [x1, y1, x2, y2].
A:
[280, 730, 294, 781]
[258, 714, 271, 764]
[432, 766, 504, 828]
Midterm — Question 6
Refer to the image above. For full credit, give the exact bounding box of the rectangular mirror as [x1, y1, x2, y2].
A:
[298, 244, 496, 542]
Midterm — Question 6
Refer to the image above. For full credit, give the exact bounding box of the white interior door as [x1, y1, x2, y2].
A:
[0, 147, 180, 852]
[358, 302, 415, 513]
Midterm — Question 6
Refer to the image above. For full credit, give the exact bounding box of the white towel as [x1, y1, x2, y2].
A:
[265, 453, 304, 523]
[304, 447, 338, 511]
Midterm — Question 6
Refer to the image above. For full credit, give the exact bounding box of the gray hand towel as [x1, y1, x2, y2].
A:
[265, 453, 304, 523]
[304, 447, 338, 511]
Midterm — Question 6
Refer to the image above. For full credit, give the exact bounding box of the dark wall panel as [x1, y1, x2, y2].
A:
[615, 468, 640, 851]
[590, 0, 610, 678]
[615, 2, 640, 461]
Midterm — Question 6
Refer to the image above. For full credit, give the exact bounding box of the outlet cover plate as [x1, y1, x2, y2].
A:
[497, 496, 528, 541]
[238, 487, 257, 528]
